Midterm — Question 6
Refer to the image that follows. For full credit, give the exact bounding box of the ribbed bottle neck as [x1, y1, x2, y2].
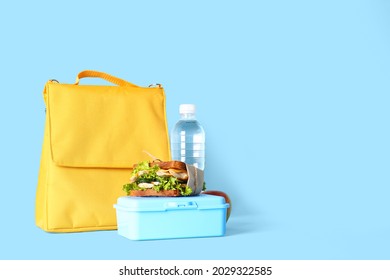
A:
[180, 113, 196, 120]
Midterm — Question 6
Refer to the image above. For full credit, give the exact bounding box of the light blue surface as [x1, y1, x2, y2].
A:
[114, 194, 228, 240]
[1, 0, 390, 259]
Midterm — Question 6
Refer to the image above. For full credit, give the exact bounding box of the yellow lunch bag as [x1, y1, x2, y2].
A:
[35, 70, 170, 232]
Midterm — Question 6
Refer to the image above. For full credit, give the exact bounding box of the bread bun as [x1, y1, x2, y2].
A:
[129, 189, 181, 197]
[150, 160, 187, 170]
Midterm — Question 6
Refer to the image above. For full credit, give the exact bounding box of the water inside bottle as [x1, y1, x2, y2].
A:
[171, 118, 205, 170]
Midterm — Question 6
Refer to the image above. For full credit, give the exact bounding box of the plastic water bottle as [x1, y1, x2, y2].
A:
[171, 104, 205, 170]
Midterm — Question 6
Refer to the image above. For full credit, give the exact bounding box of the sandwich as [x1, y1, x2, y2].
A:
[123, 160, 205, 196]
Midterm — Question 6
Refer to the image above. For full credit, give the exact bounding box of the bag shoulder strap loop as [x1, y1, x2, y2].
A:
[75, 70, 139, 87]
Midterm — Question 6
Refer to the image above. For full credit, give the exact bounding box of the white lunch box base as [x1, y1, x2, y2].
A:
[114, 194, 229, 240]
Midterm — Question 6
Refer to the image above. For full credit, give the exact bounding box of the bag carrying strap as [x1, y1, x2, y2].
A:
[75, 70, 139, 87]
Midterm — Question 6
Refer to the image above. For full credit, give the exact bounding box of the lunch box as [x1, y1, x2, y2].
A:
[114, 194, 230, 240]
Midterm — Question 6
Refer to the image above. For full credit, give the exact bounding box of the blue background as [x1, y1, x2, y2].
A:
[1, 0, 390, 259]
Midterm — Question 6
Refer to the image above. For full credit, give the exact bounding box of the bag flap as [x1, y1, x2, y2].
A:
[46, 83, 170, 168]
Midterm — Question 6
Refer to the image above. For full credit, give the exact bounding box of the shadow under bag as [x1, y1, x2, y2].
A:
[36, 70, 171, 232]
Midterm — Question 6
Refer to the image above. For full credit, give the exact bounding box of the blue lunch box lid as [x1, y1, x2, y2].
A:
[114, 194, 230, 212]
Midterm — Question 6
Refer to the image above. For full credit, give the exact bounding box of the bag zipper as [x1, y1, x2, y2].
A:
[148, 83, 162, 88]
[49, 79, 161, 88]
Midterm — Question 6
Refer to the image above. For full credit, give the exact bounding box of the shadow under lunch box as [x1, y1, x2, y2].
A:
[114, 194, 230, 240]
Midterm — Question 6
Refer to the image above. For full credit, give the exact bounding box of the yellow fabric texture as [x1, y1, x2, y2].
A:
[36, 71, 171, 232]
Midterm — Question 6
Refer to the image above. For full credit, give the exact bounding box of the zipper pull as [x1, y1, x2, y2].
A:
[49, 79, 60, 83]
[148, 83, 162, 88]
